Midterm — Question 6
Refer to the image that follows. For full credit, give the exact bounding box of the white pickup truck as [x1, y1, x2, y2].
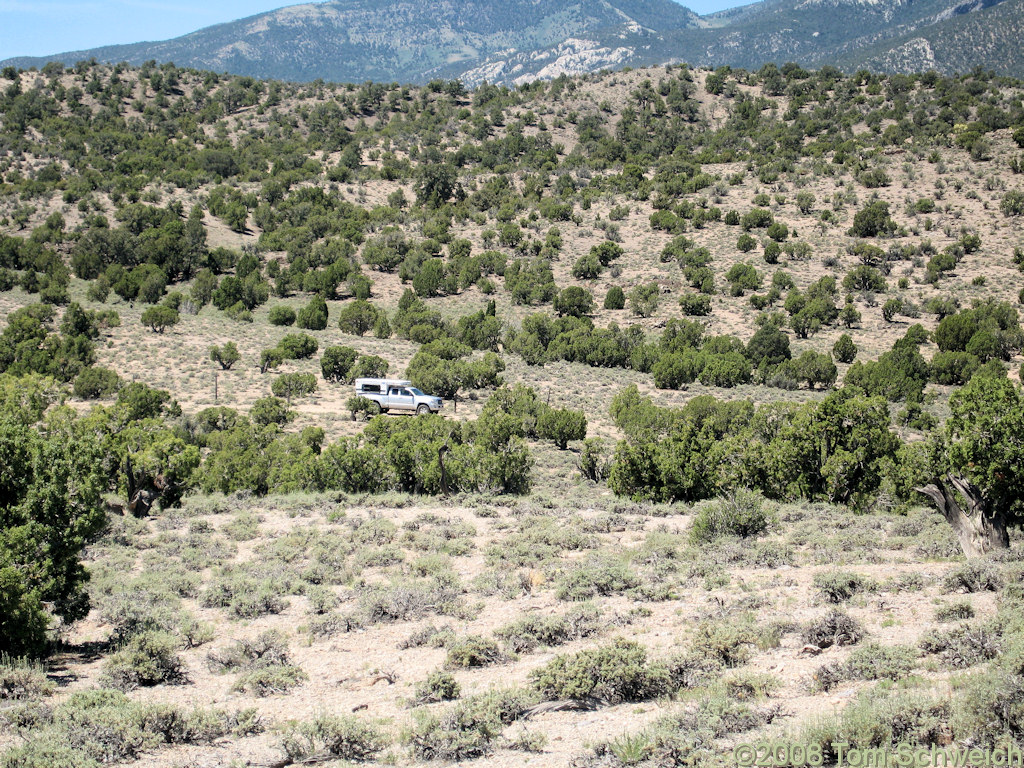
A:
[354, 378, 444, 415]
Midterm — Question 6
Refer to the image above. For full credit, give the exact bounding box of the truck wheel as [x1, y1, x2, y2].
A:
[416, 404, 430, 416]
[373, 401, 383, 415]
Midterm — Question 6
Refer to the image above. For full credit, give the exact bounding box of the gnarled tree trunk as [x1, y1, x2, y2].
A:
[916, 475, 1009, 559]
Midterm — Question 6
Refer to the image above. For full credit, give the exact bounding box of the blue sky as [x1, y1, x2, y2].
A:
[1, 0, 741, 60]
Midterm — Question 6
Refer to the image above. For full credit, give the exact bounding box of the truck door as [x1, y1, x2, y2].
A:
[389, 387, 415, 410]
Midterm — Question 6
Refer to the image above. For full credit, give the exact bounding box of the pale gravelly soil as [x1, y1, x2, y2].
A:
[24, 494, 995, 768]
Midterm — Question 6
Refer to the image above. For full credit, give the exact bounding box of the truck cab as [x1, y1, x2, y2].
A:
[354, 378, 444, 415]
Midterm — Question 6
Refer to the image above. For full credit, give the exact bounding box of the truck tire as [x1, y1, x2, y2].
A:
[373, 401, 383, 415]
[416, 404, 430, 416]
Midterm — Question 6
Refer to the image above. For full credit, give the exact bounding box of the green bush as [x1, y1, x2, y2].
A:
[407, 689, 536, 760]
[556, 556, 639, 601]
[0, 654, 56, 700]
[320, 345, 359, 383]
[414, 670, 461, 704]
[553, 286, 595, 318]
[337, 300, 381, 335]
[848, 200, 897, 238]
[628, 283, 660, 317]
[813, 571, 873, 603]
[919, 623, 1001, 668]
[943, 561, 1003, 593]
[232, 664, 307, 696]
[832, 334, 857, 363]
[251, 396, 293, 426]
[268, 306, 296, 326]
[841, 642, 916, 682]
[1, 408, 106, 657]
[935, 601, 975, 623]
[578, 438, 610, 482]
[445, 635, 504, 668]
[271, 373, 317, 404]
[725, 263, 762, 296]
[140, 305, 179, 333]
[530, 638, 669, 704]
[72, 366, 121, 399]
[690, 619, 759, 667]
[604, 286, 625, 310]
[279, 714, 387, 762]
[690, 490, 772, 543]
[100, 631, 187, 691]
[1001, 190, 1024, 217]
[494, 604, 602, 653]
[208, 342, 240, 370]
[296, 295, 328, 330]
[350, 354, 389, 380]
[278, 332, 318, 359]
[679, 294, 712, 316]
[802, 609, 865, 649]
[537, 408, 587, 449]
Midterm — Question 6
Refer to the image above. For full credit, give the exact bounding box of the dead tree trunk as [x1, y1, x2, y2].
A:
[438, 444, 450, 497]
[916, 475, 1009, 559]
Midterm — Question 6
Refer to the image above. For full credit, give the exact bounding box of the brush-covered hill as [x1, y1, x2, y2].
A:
[2, 59, 1024, 768]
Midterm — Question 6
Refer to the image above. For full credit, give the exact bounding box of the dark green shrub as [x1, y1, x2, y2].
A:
[271, 373, 317, 404]
[725, 263, 761, 296]
[337, 300, 380, 336]
[296, 295, 328, 330]
[537, 408, 587, 449]
[259, 347, 284, 373]
[604, 286, 625, 310]
[553, 286, 595, 317]
[848, 200, 897, 238]
[208, 342, 240, 370]
[578, 438, 610, 482]
[679, 294, 712, 316]
[320, 346, 359, 383]
[251, 396, 293, 427]
[0, 410, 105, 657]
[350, 354, 389, 380]
[882, 298, 902, 322]
[832, 334, 857, 363]
[278, 333, 318, 359]
[73, 366, 121, 399]
[268, 306, 296, 326]
[140, 305, 179, 333]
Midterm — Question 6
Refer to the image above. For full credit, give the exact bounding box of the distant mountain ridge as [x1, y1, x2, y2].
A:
[3, 0, 1024, 83]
